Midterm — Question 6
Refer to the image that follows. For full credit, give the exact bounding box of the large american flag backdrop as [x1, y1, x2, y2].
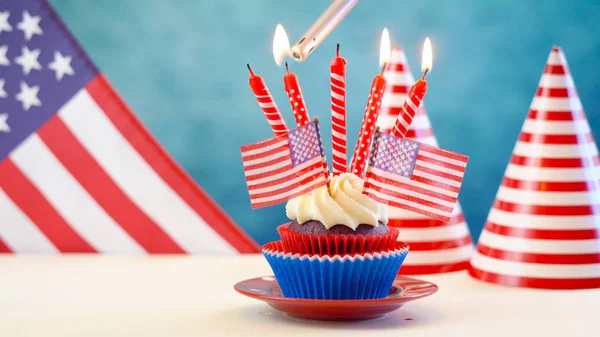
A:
[0, 0, 258, 254]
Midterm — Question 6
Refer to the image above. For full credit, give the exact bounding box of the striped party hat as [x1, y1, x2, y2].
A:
[469, 46, 600, 289]
[377, 45, 474, 274]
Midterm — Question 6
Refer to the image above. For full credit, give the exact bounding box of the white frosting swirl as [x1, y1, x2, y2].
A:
[285, 173, 388, 230]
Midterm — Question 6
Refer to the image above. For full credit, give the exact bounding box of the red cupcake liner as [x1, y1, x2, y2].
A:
[277, 223, 400, 256]
[263, 240, 409, 258]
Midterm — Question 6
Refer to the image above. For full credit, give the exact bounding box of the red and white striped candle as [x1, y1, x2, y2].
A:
[247, 64, 289, 136]
[330, 44, 347, 175]
[389, 79, 427, 138]
[390, 38, 432, 139]
[350, 68, 387, 178]
[283, 62, 311, 127]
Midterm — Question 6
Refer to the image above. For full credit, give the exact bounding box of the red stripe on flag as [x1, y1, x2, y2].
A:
[245, 162, 294, 183]
[367, 193, 451, 222]
[251, 179, 324, 208]
[420, 144, 468, 163]
[519, 132, 593, 144]
[38, 117, 185, 254]
[527, 110, 585, 121]
[0, 237, 12, 253]
[501, 177, 599, 191]
[388, 214, 465, 228]
[364, 175, 456, 203]
[247, 161, 321, 191]
[535, 87, 577, 98]
[417, 153, 466, 172]
[543, 64, 567, 74]
[400, 261, 470, 275]
[243, 154, 289, 171]
[0, 159, 96, 253]
[405, 236, 472, 251]
[484, 222, 600, 240]
[410, 174, 461, 193]
[414, 164, 463, 182]
[87, 76, 259, 253]
[494, 200, 600, 216]
[240, 135, 284, 152]
[469, 267, 600, 289]
[510, 154, 599, 168]
[249, 172, 323, 199]
[476, 244, 600, 264]
[242, 145, 288, 162]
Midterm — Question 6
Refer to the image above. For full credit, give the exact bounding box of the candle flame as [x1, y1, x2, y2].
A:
[379, 28, 391, 67]
[421, 37, 432, 72]
[273, 24, 291, 66]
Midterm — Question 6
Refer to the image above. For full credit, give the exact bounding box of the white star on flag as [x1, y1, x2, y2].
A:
[0, 78, 6, 98]
[0, 113, 9, 133]
[0, 45, 9, 66]
[0, 11, 12, 34]
[48, 50, 74, 81]
[14, 46, 41, 75]
[15, 81, 41, 111]
[17, 10, 43, 41]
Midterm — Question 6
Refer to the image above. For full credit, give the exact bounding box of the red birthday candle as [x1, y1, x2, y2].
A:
[390, 78, 427, 138]
[283, 62, 311, 127]
[350, 29, 391, 179]
[247, 64, 289, 136]
[350, 66, 387, 178]
[331, 44, 347, 175]
[390, 38, 432, 138]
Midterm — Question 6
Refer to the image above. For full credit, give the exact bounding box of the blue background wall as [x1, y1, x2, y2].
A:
[49, 0, 599, 245]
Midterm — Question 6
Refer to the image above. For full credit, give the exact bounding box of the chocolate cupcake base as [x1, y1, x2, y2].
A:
[278, 222, 399, 256]
[287, 220, 391, 235]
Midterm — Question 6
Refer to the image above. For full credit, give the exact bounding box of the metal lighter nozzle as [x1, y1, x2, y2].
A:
[289, 0, 360, 62]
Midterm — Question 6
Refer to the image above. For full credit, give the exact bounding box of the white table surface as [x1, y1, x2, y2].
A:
[1, 255, 598, 337]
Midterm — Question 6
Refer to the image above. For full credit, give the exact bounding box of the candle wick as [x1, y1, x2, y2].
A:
[380, 63, 386, 76]
[285, 61, 290, 74]
[421, 68, 429, 80]
[336, 43, 340, 57]
[247, 63, 255, 76]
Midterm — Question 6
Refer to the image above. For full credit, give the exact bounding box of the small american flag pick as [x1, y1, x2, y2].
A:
[241, 120, 328, 208]
[364, 131, 468, 222]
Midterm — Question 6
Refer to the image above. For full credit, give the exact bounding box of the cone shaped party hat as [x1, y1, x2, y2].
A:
[469, 47, 600, 289]
[377, 46, 474, 274]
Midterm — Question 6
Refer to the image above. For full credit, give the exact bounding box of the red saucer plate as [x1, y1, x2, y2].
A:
[234, 275, 438, 321]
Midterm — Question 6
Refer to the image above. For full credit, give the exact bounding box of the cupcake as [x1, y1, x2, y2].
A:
[263, 172, 409, 300]
[279, 173, 400, 256]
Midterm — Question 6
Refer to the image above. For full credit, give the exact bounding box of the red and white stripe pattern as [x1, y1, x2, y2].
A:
[364, 132, 468, 222]
[0, 77, 259, 254]
[241, 121, 327, 209]
[376, 45, 474, 274]
[251, 85, 288, 137]
[390, 90, 422, 139]
[331, 70, 347, 174]
[379, 46, 413, 134]
[0, 0, 258, 255]
[469, 46, 600, 289]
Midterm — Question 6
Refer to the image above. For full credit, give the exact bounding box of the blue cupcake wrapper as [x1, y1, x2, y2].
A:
[262, 243, 409, 299]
